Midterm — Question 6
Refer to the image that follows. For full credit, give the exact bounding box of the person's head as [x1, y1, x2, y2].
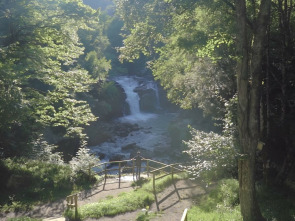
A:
[137, 151, 140, 155]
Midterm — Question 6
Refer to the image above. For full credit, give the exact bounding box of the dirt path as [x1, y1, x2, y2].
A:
[1, 177, 205, 221]
[85, 179, 205, 221]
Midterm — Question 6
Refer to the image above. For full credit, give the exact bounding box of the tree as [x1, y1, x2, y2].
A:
[235, 0, 270, 220]
[0, 0, 109, 157]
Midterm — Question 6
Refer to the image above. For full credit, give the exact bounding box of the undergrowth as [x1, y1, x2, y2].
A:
[187, 178, 242, 221]
[257, 183, 295, 221]
[0, 158, 97, 213]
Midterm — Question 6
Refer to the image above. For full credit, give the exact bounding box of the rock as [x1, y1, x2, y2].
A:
[134, 85, 158, 112]
[121, 143, 140, 151]
[109, 154, 125, 162]
[96, 152, 106, 160]
[140, 90, 158, 112]
[114, 123, 141, 137]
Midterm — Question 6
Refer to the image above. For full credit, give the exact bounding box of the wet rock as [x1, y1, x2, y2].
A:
[96, 152, 106, 160]
[121, 143, 140, 151]
[114, 123, 141, 137]
[134, 86, 158, 112]
[109, 154, 125, 162]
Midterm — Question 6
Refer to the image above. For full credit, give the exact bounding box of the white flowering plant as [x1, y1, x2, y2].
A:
[69, 146, 99, 182]
[183, 127, 238, 181]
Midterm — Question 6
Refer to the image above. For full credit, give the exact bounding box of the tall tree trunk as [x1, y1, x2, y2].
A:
[235, 0, 270, 220]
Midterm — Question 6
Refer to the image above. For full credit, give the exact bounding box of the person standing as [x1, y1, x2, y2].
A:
[133, 151, 144, 180]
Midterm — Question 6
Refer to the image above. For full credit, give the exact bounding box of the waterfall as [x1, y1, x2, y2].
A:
[116, 77, 141, 115]
[115, 76, 157, 122]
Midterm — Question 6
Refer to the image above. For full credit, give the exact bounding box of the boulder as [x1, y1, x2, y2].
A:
[109, 154, 125, 162]
[121, 143, 140, 151]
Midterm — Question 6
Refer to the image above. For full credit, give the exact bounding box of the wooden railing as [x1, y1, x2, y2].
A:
[66, 158, 187, 215]
[66, 193, 78, 219]
[149, 162, 185, 211]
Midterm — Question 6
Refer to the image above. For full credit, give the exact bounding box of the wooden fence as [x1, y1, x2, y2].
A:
[66, 193, 78, 219]
[66, 158, 187, 215]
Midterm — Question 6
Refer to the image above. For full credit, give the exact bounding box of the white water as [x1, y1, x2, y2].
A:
[89, 76, 179, 164]
[90, 112, 177, 163]
[115, 76, 157, 123]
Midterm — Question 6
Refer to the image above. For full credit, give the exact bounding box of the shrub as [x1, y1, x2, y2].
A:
[69, 147, 99, 182]
[183, 128, 238, 181]
[31, 135, 64, 165]
[0, 158, 73, 212]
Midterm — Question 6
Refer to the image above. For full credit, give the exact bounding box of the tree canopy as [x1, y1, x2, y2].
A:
[0, 0, 110, 157]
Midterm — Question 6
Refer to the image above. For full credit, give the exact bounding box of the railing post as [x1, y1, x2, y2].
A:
[119, 162, 121, 189]
[103, 163, 107, 190]
[132, 159, 135, 181]
[74, 194, 78, 220]
[153, 173, 160, 211]
[153, 173, 155, 194]
[147, 160, 149, 177]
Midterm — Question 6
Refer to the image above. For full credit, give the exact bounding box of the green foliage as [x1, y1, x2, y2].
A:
[257, 184, 295, 221]
[0, 158, 73, 212]
[188, 179, 242, 221]
[90, 81, 126, 119]
[0, 156, 99, 213]
[0, 0, 111, 157]
[116, 0, 237, 120]
[30, 135, 64, 165]
[183, 128, 238, 181]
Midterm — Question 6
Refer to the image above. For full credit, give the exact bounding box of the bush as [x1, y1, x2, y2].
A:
[183, 128, 238, 181]
[0, 158, 73, 212]
[69, 147, 99, 182]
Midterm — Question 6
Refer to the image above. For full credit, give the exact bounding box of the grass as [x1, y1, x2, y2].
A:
[65, 172, 187, 220]
[135, 209, 162, 221]
[187, 178, 295, 221]
[187, 178, 242, 221]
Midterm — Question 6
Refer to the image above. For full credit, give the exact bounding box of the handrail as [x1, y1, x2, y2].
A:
[66, 158, 190, 214]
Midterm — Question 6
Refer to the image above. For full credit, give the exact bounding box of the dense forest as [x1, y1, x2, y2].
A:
[0, 0, 295, 220]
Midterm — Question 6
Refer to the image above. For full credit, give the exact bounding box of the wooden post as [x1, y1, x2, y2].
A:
[132, 160, 135, 181]
[74, 194, 78, 220]
[153, 173, 160, 211]
[147, 160, 149, 177]
[153, 173, 155, 193]
[103, 163, 107, 190]
[119, 162, 121, 189]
